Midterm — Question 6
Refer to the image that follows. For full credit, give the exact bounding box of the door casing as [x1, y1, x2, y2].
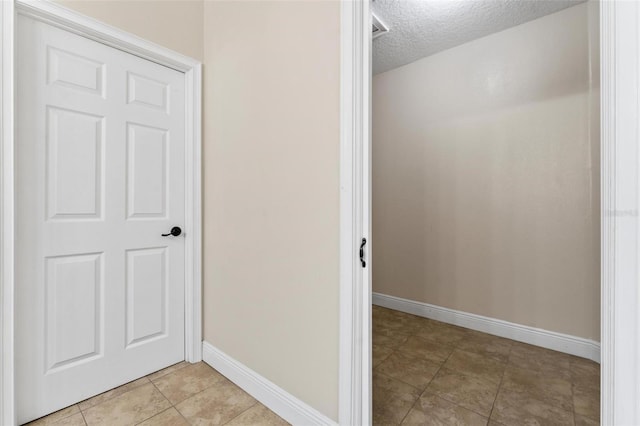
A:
[0, 1, 202, 424]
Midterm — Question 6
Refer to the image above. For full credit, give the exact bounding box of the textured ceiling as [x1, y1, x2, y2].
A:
[372, 0, 586, 75]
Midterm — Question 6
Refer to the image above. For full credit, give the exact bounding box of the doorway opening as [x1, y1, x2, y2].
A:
[369, 1, 600, 424]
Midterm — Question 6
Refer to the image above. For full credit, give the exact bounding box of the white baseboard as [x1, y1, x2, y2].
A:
[202, 341, 337, 426]
[372, 292, 601, 363]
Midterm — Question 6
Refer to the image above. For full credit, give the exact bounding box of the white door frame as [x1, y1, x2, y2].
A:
[0, 1, 202, 424]
[339, 1, 371, 425]
[339, 0, 640, 425]
[600, 1, 640, 424]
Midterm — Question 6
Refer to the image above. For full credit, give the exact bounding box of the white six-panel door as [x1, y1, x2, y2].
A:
[16, 15, 186, 424]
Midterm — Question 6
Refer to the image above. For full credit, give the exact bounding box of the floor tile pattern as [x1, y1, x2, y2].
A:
[25, 305, 601, 426]
[26, 362, 289, 426]
[373, 306, 601, 426]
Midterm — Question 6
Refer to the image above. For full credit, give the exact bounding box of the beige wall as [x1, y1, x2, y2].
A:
[202, 1, 340, 420]
[56, 0, 203, 60]
[372, 2, 601, 341]
[54, 0, 341, 419]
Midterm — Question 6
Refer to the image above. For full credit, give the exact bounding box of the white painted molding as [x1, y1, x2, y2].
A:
[15, 0, 199, 71]
[600, 0, 640, 424]
[202, 342, 336, 426]
[373, 293, 601, 363]
[184, 62, 203, 363]
[339, 1, 371, 425]
[0, 1, 16, 424]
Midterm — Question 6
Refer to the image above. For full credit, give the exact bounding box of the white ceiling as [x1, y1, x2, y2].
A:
[372, 0, 586, 75]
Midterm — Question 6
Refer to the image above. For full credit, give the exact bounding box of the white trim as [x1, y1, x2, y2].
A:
[1, 1, 203, 421]
[0, 0, 16, 424]
[183, 62, 203, 363]
[202, 342, 337, 426]
[600, 1, 640, 424]
[15, 0, 199, 72]
[339, 0, 371, 425]
[373, 293, 601, 363]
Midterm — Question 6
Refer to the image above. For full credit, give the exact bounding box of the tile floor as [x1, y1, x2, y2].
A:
[26, 362, 289, 426]
[373, 305, 601, 426]
[27, 305, 601, 426]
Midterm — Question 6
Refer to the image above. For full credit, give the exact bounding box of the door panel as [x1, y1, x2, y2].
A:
[125, 247, 168, 347]
[46, 107, 104, 220]
[126, 123, 168, 218]
[16, 15, 186, 424]
[45, 253, 103, 371]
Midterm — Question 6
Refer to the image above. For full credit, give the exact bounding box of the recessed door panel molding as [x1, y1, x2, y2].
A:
[126, 122, 168, 219]
[127, 72, 169, 112]
[46, 106, 104, 220]
[125, 247, 168, 348]
[45, 253, 103, 372]
[47, 46, 105, 97]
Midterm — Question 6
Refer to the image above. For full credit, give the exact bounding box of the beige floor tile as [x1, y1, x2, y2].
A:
[570, 357, 600, 392]
[456, 331, 513, 363]
[574, 385, 600, 421]
[426, 367, 500, 417]
[78, 377, 149, 411]
[401, 393, 488, 426]
[26, 405, 81, 426]
[152, 361, 226, 405]
[414, 323, 468, 347]
[397, 335, 454, 363]
[175, 379, 256, 425]
[226, 403, 290, 426]
[374, 316, 422, 336]
[508, 343, 572, 381]
[375, 351, 441, 390]
[56, 413, 86, 426]
[575, 414, 600, 426]
[500, 366, 573, 412]
[82, 383, 170, 426]
[490, 387, 574, 426]
[373, 329, 410, 350]
[28, 412, 86, 426]
[373, 372, 422, 425]
[372, 344, 394, 368]
[147, 362, 190, 382]
[443, 349, 506, 386]
[372, 308, 603, 426]
[137, 407, 189, 426]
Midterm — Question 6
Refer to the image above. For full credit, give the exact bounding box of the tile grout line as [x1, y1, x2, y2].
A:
[404, 343, 453, 424]
[147, 369, 197, 424]
[435, 334, 508, 422]
[397, 325, 458, 426]
[570, 360, 577, 426]
[487, 344, 511, 423]
[375, 309, 598, 425]
[78, 406, 89, 426]
[147, 365, 201, 425]
[220, 401, 260, 426]
[148, 378, 172, 405]
[153, 369, 245, 420]
[77, 377, 151, 414]
[132, 407, 173, 426]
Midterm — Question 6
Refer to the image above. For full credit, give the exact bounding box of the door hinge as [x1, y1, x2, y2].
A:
[360, 238, 367, 268]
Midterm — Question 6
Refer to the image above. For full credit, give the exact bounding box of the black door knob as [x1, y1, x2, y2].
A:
[162, 226, 182, 237]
